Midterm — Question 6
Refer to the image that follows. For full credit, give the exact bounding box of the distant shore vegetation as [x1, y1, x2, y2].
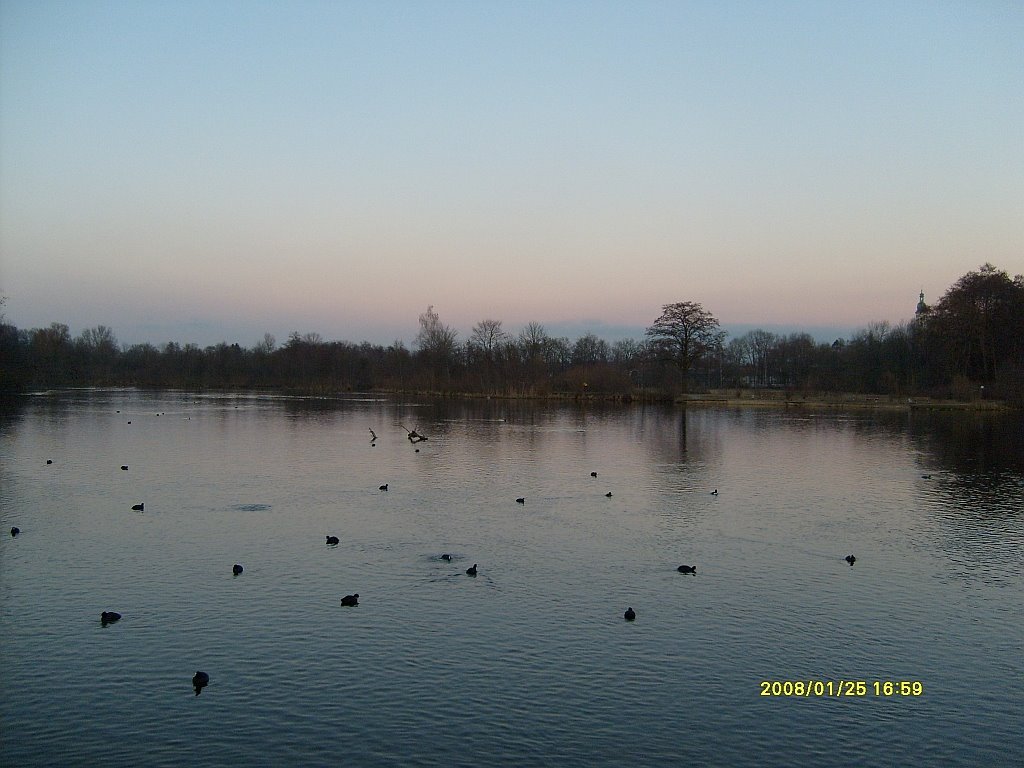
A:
[2, 264, 1022, 406]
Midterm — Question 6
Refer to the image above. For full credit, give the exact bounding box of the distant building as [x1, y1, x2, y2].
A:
[916, 290, 930, 317]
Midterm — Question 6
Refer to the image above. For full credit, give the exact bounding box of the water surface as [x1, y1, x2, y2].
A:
[2, 391, 1022, 766]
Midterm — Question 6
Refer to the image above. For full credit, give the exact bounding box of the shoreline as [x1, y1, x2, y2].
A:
[675, 393, 1009, 412]
[4, 386, 1015, 412]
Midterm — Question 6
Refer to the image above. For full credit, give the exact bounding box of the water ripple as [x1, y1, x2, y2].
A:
[1, 393, 1021, 767]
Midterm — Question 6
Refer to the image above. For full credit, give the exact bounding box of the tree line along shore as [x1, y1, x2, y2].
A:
[2, 264, 1021, 408]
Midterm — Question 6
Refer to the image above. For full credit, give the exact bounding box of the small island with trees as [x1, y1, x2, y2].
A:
[1, 264, 1021, 408]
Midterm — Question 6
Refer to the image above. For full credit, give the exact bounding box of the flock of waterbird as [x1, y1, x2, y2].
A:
[9, 419, 862, 694]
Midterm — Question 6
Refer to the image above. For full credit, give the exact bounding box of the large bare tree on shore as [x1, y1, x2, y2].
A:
[415, 305, 458, 386]
[646, 301, 723, 393]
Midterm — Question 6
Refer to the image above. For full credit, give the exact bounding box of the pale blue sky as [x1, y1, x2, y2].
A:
[2, 0, 1021, 347]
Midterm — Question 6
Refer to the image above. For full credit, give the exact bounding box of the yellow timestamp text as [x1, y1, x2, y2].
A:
[759, 680, 924, 697]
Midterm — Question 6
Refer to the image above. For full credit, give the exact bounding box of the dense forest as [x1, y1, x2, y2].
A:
[2, 264, 1022, 404]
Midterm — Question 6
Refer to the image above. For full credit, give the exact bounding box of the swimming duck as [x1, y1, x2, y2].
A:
[466, 564, 478, 576]
[131, 503, 144, 511]
[516, 497, 525, 504]
[379, 484, 388, 491]
[845, 555, 856, 565]
[10, 527, 19, 537]
[121, 465, 129, 471]
[100, 611, 121, 625]
[677, 565, 696, 574]
[441, 553, 452, 561]
[605, 492, 613, 497]
[232, 564, 243, 575]
[340, 593, 359, 607]
[591, 472, 598, 477]
[192, 671, 209, 694]
[624, 607, 636, 621]
[326, 535, 340, 546]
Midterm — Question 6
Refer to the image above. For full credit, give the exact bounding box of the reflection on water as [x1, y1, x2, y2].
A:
[1, 391, 1021, 767]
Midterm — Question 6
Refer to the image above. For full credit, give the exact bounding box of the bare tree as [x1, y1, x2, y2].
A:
[255, 333, 276, 355]
[467, 319, 507, 391]
[415, 305, 458, 385]
[518, 321, 549, 359]
[745, 329, 777, 387]
[77, 325, 119, 381]
[416, 306, 458, 354]
[645, 302, 723, 393]
[571, 333, 609, 365]
[469, 319, 507, 358]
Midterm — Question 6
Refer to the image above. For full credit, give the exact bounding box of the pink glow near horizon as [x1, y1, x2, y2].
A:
[1, 2, 1021, 347]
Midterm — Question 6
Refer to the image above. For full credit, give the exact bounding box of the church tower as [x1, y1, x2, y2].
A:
[916, 290, 929, 316]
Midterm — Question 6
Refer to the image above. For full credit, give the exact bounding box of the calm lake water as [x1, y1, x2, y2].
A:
[2, 390, 1022, 767]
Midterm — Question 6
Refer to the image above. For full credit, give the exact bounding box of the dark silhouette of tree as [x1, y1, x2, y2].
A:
[77, 325, 119, 383]
[516, 321, 551, 392]
[468, 319, 508, 391]
[571, 333, 609, 366]
[924, 263, 1024, 389]
[745, 329, 777, 387]
[776, 332, 817, 389]
[645, 302, 722, 393]
[469, 319, 507, 355]
[31, 323, 75, 383]
[415, 306, 458, 388]
[255, 333, 276, 355]
[518, 321, 548, 359]
[3, 264, 1021, 403]
[0, 296, 30, 392]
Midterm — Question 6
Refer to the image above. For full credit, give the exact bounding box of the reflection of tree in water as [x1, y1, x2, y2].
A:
[0, 397, 27, 437]
[911, 412, 1024, 478]
[904, 412, 1024, 581]
[634, 405, 725, 469]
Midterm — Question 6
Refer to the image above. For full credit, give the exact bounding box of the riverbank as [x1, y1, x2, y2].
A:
[678, 390, 1010, 411]
[4, 385, 1014, 412]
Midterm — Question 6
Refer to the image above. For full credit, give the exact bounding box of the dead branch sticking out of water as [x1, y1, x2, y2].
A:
[399, 424, 428, 442]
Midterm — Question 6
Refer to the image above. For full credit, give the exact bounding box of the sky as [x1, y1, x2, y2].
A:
[1, 0, 1022, 349]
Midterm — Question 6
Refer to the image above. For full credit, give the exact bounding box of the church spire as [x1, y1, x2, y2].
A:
[916, 290, 929, 316]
